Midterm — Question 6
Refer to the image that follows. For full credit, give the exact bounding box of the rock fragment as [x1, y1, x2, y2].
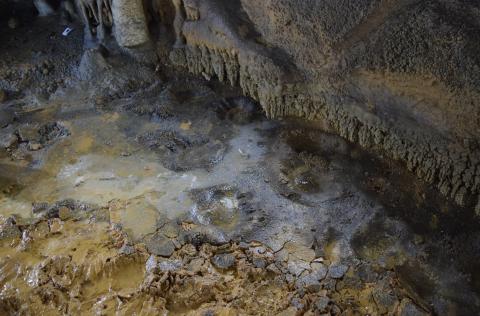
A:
[211, 253, 235, 270]
[146, 233, 175, 257]
[328, 264, 348, 279]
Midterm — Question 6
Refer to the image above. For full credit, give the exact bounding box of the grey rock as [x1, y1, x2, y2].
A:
[314, 296, 330, 312]
[328, 264, 348, 279]
[297, 274, 321, 293]
[211, 253, 236, 270]
[287, 259, 310, 277]
[399, 298, 429, 316]
[182, 225, 229, 247]
[253, 257, 267, 269]
[158, 259, 183, 272]
[310, 262, 328, 280]
[322, 278, 337, 291]
[119, 243, 135, 255]
[146, 233, 175, 257]
[145, 255, 158, 273]
[290, 297, 304, 310]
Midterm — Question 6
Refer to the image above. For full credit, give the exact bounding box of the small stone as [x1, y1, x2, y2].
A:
[328, 264, 348, 279]
[290, 297, 304, 310]
[158, 259, 183, 272]
[146, 233, 175, 257]
[253, 257, 267, 269]
[119, 243, 135, 255]
[211, 253, 236, 270]
[145, 255, 158, 273]
[297, 274, 321, 293]
[398, 298, 429, 316]
[310, 262, 328, 280]
[287, 259, 310, 277]
[314, 296, 330, 312]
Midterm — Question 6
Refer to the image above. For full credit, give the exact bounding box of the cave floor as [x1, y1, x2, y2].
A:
[1, 16, 480, 316]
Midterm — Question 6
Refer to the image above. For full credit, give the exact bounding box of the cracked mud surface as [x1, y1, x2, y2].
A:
[1, 16, 480, 316]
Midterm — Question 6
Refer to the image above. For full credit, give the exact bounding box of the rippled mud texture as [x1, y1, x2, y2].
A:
[1, 6, 480, 316]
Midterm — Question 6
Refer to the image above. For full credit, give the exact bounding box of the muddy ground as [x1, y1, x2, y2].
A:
[1, 16, 480, 316]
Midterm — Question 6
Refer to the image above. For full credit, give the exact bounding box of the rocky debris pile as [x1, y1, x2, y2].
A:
[0, 209, 430, 315]
[138, 217, 430, 315]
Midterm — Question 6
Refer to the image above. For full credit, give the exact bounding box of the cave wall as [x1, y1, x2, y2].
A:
[73, 0, 480, 211]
